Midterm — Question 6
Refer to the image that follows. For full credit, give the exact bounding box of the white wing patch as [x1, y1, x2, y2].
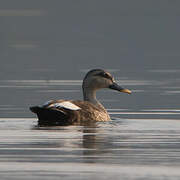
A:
[49, 101, 81, 111]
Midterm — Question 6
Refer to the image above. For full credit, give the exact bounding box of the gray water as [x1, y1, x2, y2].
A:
[1, 1, 180, 180]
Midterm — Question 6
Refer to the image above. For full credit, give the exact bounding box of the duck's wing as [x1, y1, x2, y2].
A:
[30, 100, 81, 126]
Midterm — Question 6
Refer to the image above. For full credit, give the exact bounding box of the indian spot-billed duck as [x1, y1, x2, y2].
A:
[30, 69, 131, 126]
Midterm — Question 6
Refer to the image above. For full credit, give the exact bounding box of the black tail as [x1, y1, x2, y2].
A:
[30, 106, 70, 126]
[30, 106, 42, 113]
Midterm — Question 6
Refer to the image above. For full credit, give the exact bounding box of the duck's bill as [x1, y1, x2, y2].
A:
[109, 83, 132, 94]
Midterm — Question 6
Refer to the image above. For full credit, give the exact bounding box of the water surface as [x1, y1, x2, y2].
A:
[1, 117, 180, 180]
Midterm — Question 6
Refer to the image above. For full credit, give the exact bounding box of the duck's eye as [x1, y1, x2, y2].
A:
[98, 72, 112, 79]
[102, 73, 109, 78]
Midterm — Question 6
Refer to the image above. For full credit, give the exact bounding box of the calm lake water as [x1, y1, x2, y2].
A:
[1, 1, 180, 179]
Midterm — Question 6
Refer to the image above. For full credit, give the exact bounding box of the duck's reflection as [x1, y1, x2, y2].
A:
[32, 121, 113, 163]
[79, 122, 113, 163]
[80, 122, 98, 150]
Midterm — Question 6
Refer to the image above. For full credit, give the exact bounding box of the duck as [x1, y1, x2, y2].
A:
[30, 69, 131, 126]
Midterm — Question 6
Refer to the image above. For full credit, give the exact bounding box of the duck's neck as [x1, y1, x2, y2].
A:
[83, 87, 104, 109]
[83, 87, 97, 104]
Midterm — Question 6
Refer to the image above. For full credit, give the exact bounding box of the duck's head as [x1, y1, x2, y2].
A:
[82, 69, 131, 94]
